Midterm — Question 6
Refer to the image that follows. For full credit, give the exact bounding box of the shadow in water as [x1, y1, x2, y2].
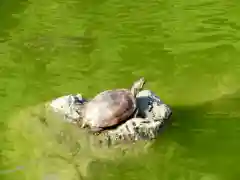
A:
[151, 89, 240, 179]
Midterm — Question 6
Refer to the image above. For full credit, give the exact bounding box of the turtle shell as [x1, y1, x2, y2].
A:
[83, 89, 137, 130]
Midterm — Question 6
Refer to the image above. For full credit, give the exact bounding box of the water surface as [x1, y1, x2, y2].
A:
[1, 0, 240, 179]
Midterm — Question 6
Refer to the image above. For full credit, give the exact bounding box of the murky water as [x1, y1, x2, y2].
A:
[1, 0, 240, 179]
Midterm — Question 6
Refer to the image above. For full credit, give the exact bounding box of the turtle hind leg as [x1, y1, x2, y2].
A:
[89, 127, 104, 135]
[81, 123, 87, 128]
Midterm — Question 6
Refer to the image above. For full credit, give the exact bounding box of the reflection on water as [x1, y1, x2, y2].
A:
[1, 0, 240, 179]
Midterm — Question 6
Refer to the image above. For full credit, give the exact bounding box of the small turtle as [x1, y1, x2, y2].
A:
[81, 77, 146, 132]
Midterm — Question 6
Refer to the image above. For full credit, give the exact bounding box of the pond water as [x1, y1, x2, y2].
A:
[0, 0, 240, 179]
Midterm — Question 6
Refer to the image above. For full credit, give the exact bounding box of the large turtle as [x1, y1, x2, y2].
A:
[81, 77, 146, 132]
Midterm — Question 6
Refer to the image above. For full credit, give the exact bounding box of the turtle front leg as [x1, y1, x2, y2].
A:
[133, 108, 139, 118]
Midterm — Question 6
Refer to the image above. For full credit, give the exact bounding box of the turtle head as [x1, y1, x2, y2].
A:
[130, 77, 146, 97]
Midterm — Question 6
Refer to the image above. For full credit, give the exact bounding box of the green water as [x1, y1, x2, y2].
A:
[1, 0, 240, 179]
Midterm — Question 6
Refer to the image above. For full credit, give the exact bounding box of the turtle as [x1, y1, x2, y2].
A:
[81, 77, 146, 133]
